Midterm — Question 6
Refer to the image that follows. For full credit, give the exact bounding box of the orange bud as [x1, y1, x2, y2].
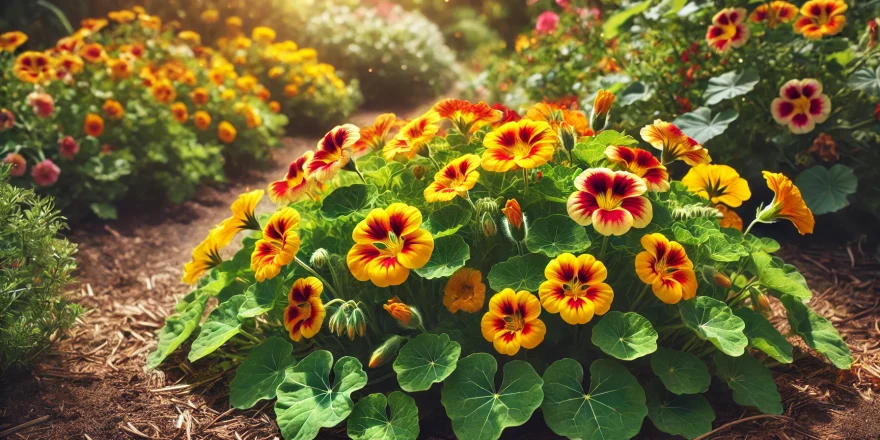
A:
[384, 296, 413, 326]
[713, 272, 732, 288]
[501, 199, 523, 230]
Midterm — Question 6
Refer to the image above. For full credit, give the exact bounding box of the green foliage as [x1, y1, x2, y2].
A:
[781, 295, 854, 369]
[673, 107, 739, 144]
[526, 214, 591, 257]
[348, 392, 420, 440]
[714, 353, 783, 414]
[229, 337, 297, 409]
[679, 297, 748, 356]
[650, 347, 711, 395]
[645, 379, 714, 439]
[591, 311, 658, 361]
[487, 253, 548, 291]
[796, 164, 858, 215]
[703, 69, 761, 106]
[393, 333, 461, 392]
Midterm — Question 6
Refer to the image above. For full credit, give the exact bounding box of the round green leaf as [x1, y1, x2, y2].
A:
[649, 347, 711, 395]
[542, 358, 648, 440]
[413, 235, 470, 279]
[591, 311, 658, 360]
[347, 392, 419, 440]
[645, 379, 715, 440]
[487, 253, 549, 292]
[703, 69, 760, 105]
[847, 66, 880, 95]
[734, 308, 793, 364]
[795, 164, 857, 215]
[423, 204, 472, 238]
[229, 337, 297, 409]
[188, 295, 247, 362]
[525, 214, 591, 257]
[673, 107, 739, 144]
[275, 350, 368, 440]
[393, 333, 461, 392]
[714, 353, 783, 415]
[238, 278, 281, 319]
[678, 296, 748, 357]
[780, 295, 853, 369]
[441, 353, 543, 440]
[321, 183, 371, 219]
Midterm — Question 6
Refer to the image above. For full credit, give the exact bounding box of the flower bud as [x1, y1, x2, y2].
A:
[481, 212, 497, 237]
[590, 89, 615, 131]
[327, 306, 345, 336]
[754, 292, 771, 313]
[348, 307, 366, 340]
[558, 124, 576, 153]
[310, 248, 330, 269]
[475, 197, 499, 217]
[412, 164, 427, 180]
[501, 199, 527, 242]
[384, 296, 421, 329]
[368, 335, 405, 368]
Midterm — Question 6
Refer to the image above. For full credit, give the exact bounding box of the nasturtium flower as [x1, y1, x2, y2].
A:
[194, 111, 211, 130]
[480, 289, 546, 356]
[13, 51, 53, 83]
[771, 79, 831, 134]
[635, 233, 698, 304]
[501, 198, 526, 242]
[352, 113, 397, 158]
[443, 268, 486, 313]
[481, 119, 556, 172]
[640, 120, 711, 166]
[107, 58, 132, 79]
[170, 102, 188, 123]
[492, 103, 521, 127]
[758, 171, 815, 235]
[251, 207, 302, 282]
[384, 297, 414, 326]
[214, 189, 264, 247]
[347, 203, 434, 287]
[706, 8, 750, 53]
[424, 154, 481, 202]
[383, 111, 441, 161]
[182, 232, 224, 284]
[0, 31, 27, 52]
[567, 168, 653, 236]
[269, 151, 315, 204]
[151, 79, 177, 104]
[305, 124, 360, 181]
[55, 53, 84, 76]
[793, 0, 848, 39]
[80, 18, 108, 33]
[283, 277, 325, 342]
[749, 1, 798, 28]
[433, 98, 502, 136]
[191, 87, 209, 106]
[108, 9, 136, 23]
[681, 164, 751, 207]
[716, 205, 743, 231]
[539, 253, 613, 325]
[79, 43, 105, 64]
[84, 113, 104, 137]
[526, 103, 592, 137]
[604, 145, 669, 192]
[218, 121, 237, 143]
[102, 100, 124, 120]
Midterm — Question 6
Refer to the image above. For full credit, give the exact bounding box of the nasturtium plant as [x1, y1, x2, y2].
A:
[591, 311, 658, 361]
[645, 379, 715, 439]
[347, 392, 420, 440]
[703, 69, 761, 105]
[393, 333, 461, 392]
[229, 337, 298, 409]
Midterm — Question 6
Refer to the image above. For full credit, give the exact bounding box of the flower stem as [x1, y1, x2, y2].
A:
[743, 218, 760, 236]
[294, 256, 341, 299]
[599, 235, 610, 260]
[632, 284, 651, 308]
[522, 168, 529, 195]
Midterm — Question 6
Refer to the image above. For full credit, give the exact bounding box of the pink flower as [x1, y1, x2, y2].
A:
[26, 92, 55, 119]
[771, 79, 831, 134]
[4, 153, 27, 177]
[58, 136, 79, 160]
[536, 11, 560, 34]
[0, 108, 14, 132]
[31, 159, 60, 186]
[556, 0, 570, 7]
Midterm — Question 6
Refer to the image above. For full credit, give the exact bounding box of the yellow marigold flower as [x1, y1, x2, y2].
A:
[193, 111, 212, 130]
[180, 70, 197, 87]
[182, 232, 224, 284]
[444, 268, 486, 313]
[252, 26, 276, 44]
[236, 75, 257, 92]
[352, 113, 398, 158]
[716, 205, 743, 231]
[384, 297, 414, 326]
[0, 31, 28, 52]
[284, 83, 300, 97]
[304, 124, 360, 181]
[201, 9, 220, 24]
[218, 121, 237, 143]
[151, 79, 177, 104]
[749, 1, 798, 28]
[347, 203, 434, 287]
[757, 171, 815, 235]
[177, 30, 201, 45]
[268, 152, 314, 204]
[14, 51, 53, 83]
[539, 252, 614, 325]
[132, 6, 145, 14]
[480, 289, 545, 356]
[233, 36, 252, 50]
[226, 16, 243, 33]
[481, 119, 556, 172]
[681, 164, 751, 208]
[84, 113, 104, 137]
[269, 101, 281, 113]
[213, 189, 264, 247]
[635, 233, 698, 304]
[191, 87, 209, 106]
[268, 66, 285, 79]
[793, 0, 847, 39]
[139, 14, 162, 31]
[102, 99, 124, 120]
[433, 98, 502, 136]
[171, 102, 188, 123]
[107, 58, 131, 79]
[221, 89, 236, 101]
[383, 111, 441, 161]
[108, 10, 136, 23]
[255, 85, 271, 102]
[251, 207, 301, 282]
[515, 34, 530, 53]
[244, 107, 262, 128]
[424, 154, 481, 203]
[283, 277, 325, 342]
[640, 120, 711, 166]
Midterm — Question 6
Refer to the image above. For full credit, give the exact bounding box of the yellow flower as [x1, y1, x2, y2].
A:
[13, 51, 54, 83]
[191, 87, 209, 106]
[201, 9, 220, 24]
[283, 277, 325, 342]
[252, 26, 276, 44]
[640, 120, 711, 166]
[681, 164, 751, 207]
[226, 16, 243, 33]
[793, 0, 848, 39]
[194, 111, 212, 130]
[182, 232, 224, 284]
[383, 111, 441, 161]
[480, 289, 545, 356]
[251, 207, 301, 282]
[108, 10, 136, 24]
[481, 119, 556, 172]
[424, 154, 481, 202]
[218, 121, 237, 143]
[244, 107, 262, 128]
[539, 253, 613, 325]
[635, 233, 697, 304]
[213, 190, 264, 247]
[107, 58, 132, 79]
[268, 66, 285, 79]
[756, 171, 815, 235]
[284, 83, 300, 97]
[177, 30, 201, 45]
[79, 42, 106, 63]
[0, 31, 28, 52]
[443, 268, 486, 313]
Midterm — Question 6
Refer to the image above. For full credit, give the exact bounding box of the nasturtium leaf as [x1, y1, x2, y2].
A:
[847, 66, 880, 95]
[238, 278, 280, 319]
[678, 297, 748, 356]
[422, 204, 472, 238]
[572, 141, 608, 166]
[542, 358, 648, 440]
[795, 164, 858, 215]
[704, 233, 749, 262]
[714, 353, 783, 415]
[751, 251, 812, 300]
[617, 81, 654, 106]
[734, 308, 793, 364]
[229, 337, 297, 409]
[414, 235, 470, 279]
[645, 379, 715, 439]
[780, 295, 854, 369]
[487, 253, 549, 292]
[146, 294, 208, 369]
[347, 392, 419, 440]
[188, 295, 247, 362]
[747, 235, 781, 253]
[275, 351, 368, 440]
[703, 69, 760, 105]
[591, 311, 658, 360]
[321, 183, 371, 219]
[393, 333, 461, 392]
[603, 0, 653, 38]
[673, 107, 739, 144]
[441, 353, 543, 440]
[594, 129, 640, 147]
[526, 214, 591, 257]
[649, 347, 711, 395]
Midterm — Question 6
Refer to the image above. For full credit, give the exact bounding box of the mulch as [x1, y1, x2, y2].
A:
[1, 112, 878, 439]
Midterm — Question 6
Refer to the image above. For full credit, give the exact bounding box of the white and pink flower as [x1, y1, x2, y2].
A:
[706, 8, 750, 53]
[771, 79, 831, 134]
[26, 91, 55, 119]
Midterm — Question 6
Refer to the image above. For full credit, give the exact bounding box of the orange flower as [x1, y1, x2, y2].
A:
[139, 14, 162, 30]
[80, 18, 108, 33]
[635, 233, 698, 304]
[106, 58, 131, 79]
[480, 289, 546, 356]
[218, 121, 237, 143]
[283, 277, 326, 342]
[352, 113, 397, 158]
[171, 102, 189, 123]
[567, 168, 653, 236]
[79, 43, 105, 63]
[347, 203, 434, 287]
[501, 198, 525, 240]
[191, 87, 209, 106]
[194, 111, 211, 130]
[793, 0, 847, 39]
[757, 171, 815, 235]
[55, 54, 84, 76]
[305, 124, 360, 181]
[749, 1, 798, 28]
[706, 8, 750, 53]
[539, 253, 613, 325]
[269, 101, 281, 113]
[604, 145, 669, 192]
[284, 84, 300, 97]
[13, 51, 53, 83]
[201, 9, 220, 24]
[424, 154, 481, 202]
[640, 120, 711, 166]
[151, 79, 177, 104]
[268, 151, 314, 204]
[443, 268, 486, 313]
[84, 113, 104, 137]
[251, 207, 301, 282]
[212, 190, 264, 248]
[481, 119, 556, 172]
[384, 297, 414, 326]
[383, 111, 441, 161]
[226, 16, 243, 33]
[0, 31, 28, 52]
[244, 106, 262, 128]
[526, 103, 592, 137]
[102, 100, 124, 120]
[716, 205, 743, 231]
[433, 98, 501, 137]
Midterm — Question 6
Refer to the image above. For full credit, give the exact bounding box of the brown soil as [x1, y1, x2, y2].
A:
[1, 112, 879, 439]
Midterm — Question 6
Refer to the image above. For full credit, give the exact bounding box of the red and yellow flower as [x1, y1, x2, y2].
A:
[383, 111, 441, 161]
[0, 31, 27, 52]
[151, 79, 177, 104]
[102, 99, 124, 120]
[481, 119, 556, 172]
[79, 18, 108, 34]
[79, 43, 106, 63]
[604, 145, 669, 192]
[681, 164, 751, 207]
[182, 232, 224, 284]
[268, 151, 314, 204]
[108, 10, 136, 23]
[55, 53, 84, 77]
[433, 98, 502, 136]
[251, 207, 302, 282]
[191, 87, 209, 106]
[640, 120, 711, 166]
[283, 277, 325, 342]
[194, 111, 211, 130]
[567, 168, 653, 236]
[424, 154, 481, 202]
[749, 1, 798, 28]
[539, 253, 613, 325]
[716, 205, 743, 231]
[13, 51, 53, 83]
[347, 203, 434, 287]
[305, 124, 360, 181]
[758, 171, 815, 235]
[526, 102, 592, 137]
[443, 268, 486, 313]
[353, 113, 397, 158]
[171, 102, 188, 123]
[480, 289, 546, 356]
[793, 0, 847, 39]
[771, 79, 831, 134]
[706, 8, 750, 53]
[84, 113, 104, 137]
[213, 189, 264, 247]
[635, 233, 698, 304]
